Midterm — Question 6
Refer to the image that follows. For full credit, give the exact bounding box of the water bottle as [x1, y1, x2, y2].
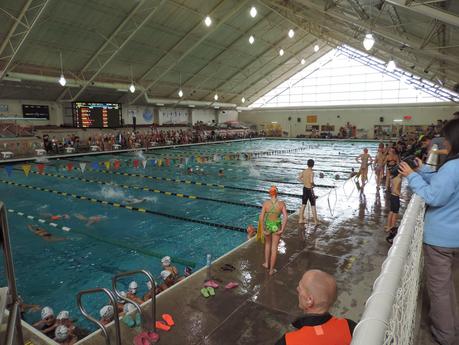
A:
[206, 253, 212, 267]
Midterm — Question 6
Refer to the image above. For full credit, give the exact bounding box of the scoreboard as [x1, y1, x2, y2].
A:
[73, 102, 122, 128]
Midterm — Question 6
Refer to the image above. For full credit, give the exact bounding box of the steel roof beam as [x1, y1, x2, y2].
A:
[0, 0, 50, 79]
[59, 0, 166, 102]
[131, 0, 250, 104]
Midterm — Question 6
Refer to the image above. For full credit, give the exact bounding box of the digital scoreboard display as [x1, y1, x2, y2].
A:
[22, 104, 50, 119]
[73, 102, 122, 128]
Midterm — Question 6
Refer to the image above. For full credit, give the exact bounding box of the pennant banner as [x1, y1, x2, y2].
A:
[79, 162, 86, 173]
[133, 160, 139, 168]
[113, 160, 120, 170]
[91, 161, 99, 170]
[66, 163, 73, 172]
[5, 165, 13, 177]
[37, 164, 45, 174]
[22, 164, 31, 176]
[104, 161, 110, 170]
[142, 160, 147, 169]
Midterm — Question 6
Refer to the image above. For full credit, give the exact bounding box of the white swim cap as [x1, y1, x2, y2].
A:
[55, 325, 69, 342]
[161, 270, 172, 281]
[100, 305, 114, 320]
[123, 303, 136, 314]
[117, 290, 127, 304]
[161, 256, 171, 266]
[41, 306, 54, 320]
[146, 281, 153, 290]
[128, 281, 138, 293]
[56, 310, 69, 321]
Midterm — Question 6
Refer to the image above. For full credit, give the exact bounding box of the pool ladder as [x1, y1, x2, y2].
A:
[76, 270, 157, 345]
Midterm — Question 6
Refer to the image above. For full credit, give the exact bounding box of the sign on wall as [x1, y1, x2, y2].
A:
[159, 108, 188, 125]
[307, 115, 317, 123]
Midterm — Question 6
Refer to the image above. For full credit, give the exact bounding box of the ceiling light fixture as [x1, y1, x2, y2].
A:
[249, 35, 255, 44]
[129, 65, 135, 93]
[279, 48, 284, 56]
[178, 72, 183, 98]
[204, 15, 212, 27]
[288, 29, 295, 38]
[363, 33, 375, 51]
[241, 97, 245, 103]
[250, 6, 257, 18]
[214, 93, 219, 101]
[301, 58, 305, 65]
[58, 52, 66, 87]
[314, 44, 319, 52]
[386, 59, 396, 72]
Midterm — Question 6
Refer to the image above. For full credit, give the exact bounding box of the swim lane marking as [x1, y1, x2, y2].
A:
[28, 171, 296, 214]
[0, 179, 246, 232]
[7, 208, 196, 266]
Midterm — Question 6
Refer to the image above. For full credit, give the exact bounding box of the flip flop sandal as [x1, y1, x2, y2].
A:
[225, 282, 239, 289]
[155, 320, 171, 331]
[207, 287, 215, 296]
[200, 287, 210, 298]
[147, 332, 160, 343]
[204, 280, 219, 288]
[134, 332, 151, 345]
[161, 314, 175, 327]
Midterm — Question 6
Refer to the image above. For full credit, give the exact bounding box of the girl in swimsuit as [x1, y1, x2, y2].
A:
[259, 186, 288, 275]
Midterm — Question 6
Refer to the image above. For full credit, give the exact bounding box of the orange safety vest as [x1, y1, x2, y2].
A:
[285, 316, 351, 345]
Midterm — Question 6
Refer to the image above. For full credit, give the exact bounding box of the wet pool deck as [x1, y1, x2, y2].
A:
[77, 174, 401, 345]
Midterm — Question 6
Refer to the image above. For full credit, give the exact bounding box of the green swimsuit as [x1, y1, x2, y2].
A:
[265, 200, 282, 234]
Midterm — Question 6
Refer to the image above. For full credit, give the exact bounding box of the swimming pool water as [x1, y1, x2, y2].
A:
[0, 139, 378, 331]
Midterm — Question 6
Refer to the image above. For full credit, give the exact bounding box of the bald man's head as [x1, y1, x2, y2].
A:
[297, 270, 337, 313]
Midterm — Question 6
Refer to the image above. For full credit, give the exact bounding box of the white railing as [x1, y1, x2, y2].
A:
[351, 148, 438, 345]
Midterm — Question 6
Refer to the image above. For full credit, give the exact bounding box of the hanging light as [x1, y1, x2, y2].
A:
[58, 52, 66, 86]
[249, 6, 257, 18]
[249, 35, 255, 44]
[214, 93, 219, 101]
[128, 65, 135, 93]
[363, 33, 375, 51]
[204, 15, 212, 27]
[178, 72, 183, 97]
[241, 97, 245, 103]
[314, 44, 320, 52]
[279, 48, 284, 56]
[301, 58, 305, 65]
[288, 29, 295, 38]
[386, 59, 396, 72]
[129, 83, 135, 93]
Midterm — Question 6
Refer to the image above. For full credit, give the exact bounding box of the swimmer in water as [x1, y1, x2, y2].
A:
[218, 169, 224, 177]
[74, 214, 107, 226]
[123, 197, 146, 205]
[42, 213, 70, 221]
[27, 224, 65, 241]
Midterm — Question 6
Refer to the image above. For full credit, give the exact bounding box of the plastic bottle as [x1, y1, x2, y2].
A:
[206, 254, 212, 267]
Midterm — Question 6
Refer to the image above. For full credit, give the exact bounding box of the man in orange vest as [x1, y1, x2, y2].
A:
[275, 270, 356, 345]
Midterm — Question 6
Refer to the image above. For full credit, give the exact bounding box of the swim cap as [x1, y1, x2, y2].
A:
[124, 303, 136, 314]
[55, 325, 69, 342]
[57, 310, 69, 321]
[335, 174, 340, 180]
[268, 185, 278, 197]
[117, 291, 127, 304]
[51, 215, 61, 221]
[128, 281, 138, 293]
[99, 305, 114, 320]
[41, 306, 54, 320]
[319, 172, 325, 179]
[146, 281, 154, 290]
[161, 256, 171, 266]
[161, 270, 172, 281]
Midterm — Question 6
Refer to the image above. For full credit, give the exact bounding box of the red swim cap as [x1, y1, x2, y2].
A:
[269, 185, 278, 197]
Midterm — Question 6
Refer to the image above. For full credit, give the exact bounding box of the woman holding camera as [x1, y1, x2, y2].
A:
[399, 118, 459, 345]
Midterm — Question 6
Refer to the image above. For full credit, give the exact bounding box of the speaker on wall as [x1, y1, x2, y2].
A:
[379, 117, 384, 123]
[297, 118, 301, 122]
[288, 116, 292, 121]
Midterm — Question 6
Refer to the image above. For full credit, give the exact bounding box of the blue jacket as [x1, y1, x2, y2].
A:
[407, 160, 459, 248]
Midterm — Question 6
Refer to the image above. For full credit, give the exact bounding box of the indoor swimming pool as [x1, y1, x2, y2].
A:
[0, 139, 378, 330]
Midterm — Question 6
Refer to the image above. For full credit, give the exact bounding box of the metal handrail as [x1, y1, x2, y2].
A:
[0, 201, 24, 345]
[112, 270, 156, 332]
[76, 288, 121, 345]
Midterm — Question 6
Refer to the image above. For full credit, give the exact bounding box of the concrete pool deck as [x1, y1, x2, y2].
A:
[76, 174, 399, 345]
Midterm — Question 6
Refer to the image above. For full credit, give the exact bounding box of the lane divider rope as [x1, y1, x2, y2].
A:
[0, 179, 246, 232]
[7, 208, 196, 267]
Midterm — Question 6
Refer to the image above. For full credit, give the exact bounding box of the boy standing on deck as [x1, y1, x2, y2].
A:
[356, 148, 373, 187]
[385, 167, 402, 234]
[298, 159, 318, 225]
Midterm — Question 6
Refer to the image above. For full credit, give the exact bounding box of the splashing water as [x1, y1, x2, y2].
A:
[248, 164, 261, 178]
[135, 150, 146, 161]
[98, 185, 127, 200]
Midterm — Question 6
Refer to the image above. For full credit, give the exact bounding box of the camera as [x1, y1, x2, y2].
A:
[391, 155, 418, 177]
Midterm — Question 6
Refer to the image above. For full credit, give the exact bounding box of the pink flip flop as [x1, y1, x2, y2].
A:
[204, 280, 219, 289]
[225, 282, 239, 289]
[147, 332, 160, 343]
[134, 332, 152, 345]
